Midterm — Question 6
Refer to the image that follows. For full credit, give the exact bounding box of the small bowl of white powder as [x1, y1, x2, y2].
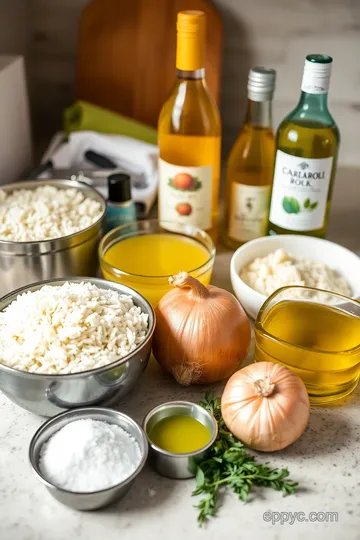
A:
[29, 407, 149, 510]
[230, 235, 360, 319]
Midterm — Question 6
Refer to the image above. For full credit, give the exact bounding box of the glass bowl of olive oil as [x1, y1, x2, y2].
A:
[143, 401, 218, 479]
[254, 286, 360, 405]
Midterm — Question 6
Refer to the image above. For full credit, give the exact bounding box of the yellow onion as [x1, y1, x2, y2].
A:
[152, 272, 251, 385]
[221, 361, 310, 451]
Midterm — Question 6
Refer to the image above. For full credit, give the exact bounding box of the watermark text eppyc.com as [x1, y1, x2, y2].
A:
[263, 511, 338, 525]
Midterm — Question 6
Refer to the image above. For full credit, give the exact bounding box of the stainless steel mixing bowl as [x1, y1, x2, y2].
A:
[0, 179, 106, 297]
[0, 277, 155, 417]
[29, 407, 149, 510]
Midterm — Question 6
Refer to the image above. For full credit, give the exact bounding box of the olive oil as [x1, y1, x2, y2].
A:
[148, 415, 211, 454]
[268, 54, 340, 238]
[223, 67, 276, 249]
[255, 299, 360, 403]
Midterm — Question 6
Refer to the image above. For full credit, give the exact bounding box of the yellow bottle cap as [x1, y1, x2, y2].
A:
[176, 11, 205, 71]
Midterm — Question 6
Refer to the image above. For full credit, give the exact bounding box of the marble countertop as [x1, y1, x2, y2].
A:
[1, 168, 359, 540]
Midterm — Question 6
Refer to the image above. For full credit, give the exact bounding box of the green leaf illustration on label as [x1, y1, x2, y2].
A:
[282, 196, 301, 214]
[303, 199, 318, 211]
[168, 173, 202, 191]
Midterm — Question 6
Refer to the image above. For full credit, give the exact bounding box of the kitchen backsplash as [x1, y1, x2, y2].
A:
[1, 0, 359, 166]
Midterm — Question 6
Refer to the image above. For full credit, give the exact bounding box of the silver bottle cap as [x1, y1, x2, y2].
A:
[247, 67, 276, 102]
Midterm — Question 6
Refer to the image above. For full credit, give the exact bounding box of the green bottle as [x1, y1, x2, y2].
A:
[268, 54, 339, 237]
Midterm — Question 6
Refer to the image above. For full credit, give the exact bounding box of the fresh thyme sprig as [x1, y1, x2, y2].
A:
[193, 392, 298, 526]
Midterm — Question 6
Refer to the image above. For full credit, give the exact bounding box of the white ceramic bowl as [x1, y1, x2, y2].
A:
[230, 235, 360, 319]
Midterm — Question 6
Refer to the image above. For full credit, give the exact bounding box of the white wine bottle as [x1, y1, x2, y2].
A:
[223, 67, 276, 249]
[158, 11, 221, 240]
[268, 54, 339, 237]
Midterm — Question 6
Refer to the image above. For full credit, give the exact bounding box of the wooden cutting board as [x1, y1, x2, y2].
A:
[76, 0, 223, 128]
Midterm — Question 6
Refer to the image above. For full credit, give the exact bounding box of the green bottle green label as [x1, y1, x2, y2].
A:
[269, 150, 333, 232]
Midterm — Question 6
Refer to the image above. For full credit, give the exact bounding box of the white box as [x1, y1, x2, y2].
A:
[0, 55, 32, 185]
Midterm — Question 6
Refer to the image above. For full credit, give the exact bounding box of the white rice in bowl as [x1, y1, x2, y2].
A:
[0, 185, 103, 242]
[0, 282, 149, 374]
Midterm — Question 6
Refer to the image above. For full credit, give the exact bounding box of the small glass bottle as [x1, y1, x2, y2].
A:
[104, 173, 136, 233]
[223, 67, 276, 250]
[268, 54, 339, 237]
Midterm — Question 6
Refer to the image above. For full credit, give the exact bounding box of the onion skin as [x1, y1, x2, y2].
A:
[221, 362, 310, 452]
[152, 272, 251, 385]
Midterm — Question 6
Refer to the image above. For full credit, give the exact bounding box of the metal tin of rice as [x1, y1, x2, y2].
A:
[0, 179, 106, 297]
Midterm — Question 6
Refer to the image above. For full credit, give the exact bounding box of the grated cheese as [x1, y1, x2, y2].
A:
[240, 248, 351, 299]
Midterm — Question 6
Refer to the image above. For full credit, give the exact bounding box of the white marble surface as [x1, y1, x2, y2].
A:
[0, 168, 359, 540]
[1, 361, 360, 540]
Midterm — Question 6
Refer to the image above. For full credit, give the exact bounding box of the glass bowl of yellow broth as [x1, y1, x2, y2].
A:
[98, 220, 215, 307]
[254, 286, 360, 405]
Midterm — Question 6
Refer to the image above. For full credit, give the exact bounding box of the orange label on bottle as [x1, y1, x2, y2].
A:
[158, 158, 212, 230]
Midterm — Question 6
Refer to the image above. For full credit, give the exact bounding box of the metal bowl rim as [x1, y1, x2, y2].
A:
[0, 276, 155, 379]
[143, 400, 218, 458]
[28, 406, 149, 495]
[0, 179, 106, 247]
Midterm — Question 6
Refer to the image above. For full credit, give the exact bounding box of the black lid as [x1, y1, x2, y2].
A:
[108, 173, 132, 203]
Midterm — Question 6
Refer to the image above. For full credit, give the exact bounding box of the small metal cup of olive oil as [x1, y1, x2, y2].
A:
[254, 286, 360, 405]
[143, 401, 218, 479]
